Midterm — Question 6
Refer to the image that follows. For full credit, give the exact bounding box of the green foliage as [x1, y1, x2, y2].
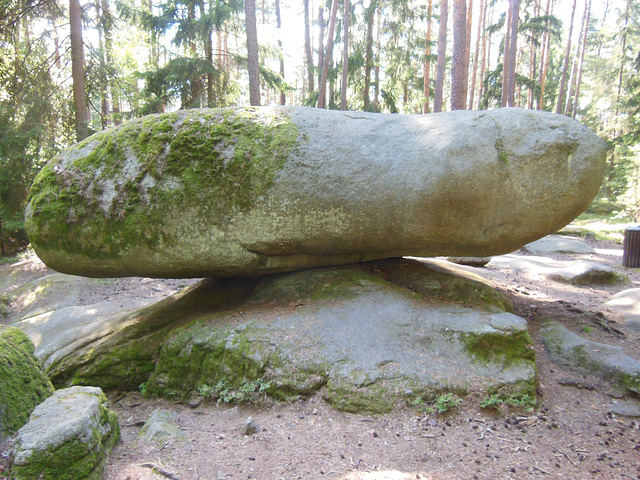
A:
[433, 393, 462, 414]
[197, 378, 271, 404]
[480, 393, 537, 410]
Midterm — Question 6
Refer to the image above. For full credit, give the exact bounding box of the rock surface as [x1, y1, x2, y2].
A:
[603, 288, 640, 332]
[11, 386, 119, 480]
[489, 254, 628, 285]
[523, 235, 595, 255]
[540, 321, 640, 396]
[138, 409, 184, 444]
[47, 258, 535, 414]
[0, 327, 54, 444]
[25, 107, 606, 278]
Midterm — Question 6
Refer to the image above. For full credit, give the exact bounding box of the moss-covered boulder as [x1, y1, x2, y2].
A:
[48, 258, 536, 414]
[0, 327, 54, 444]
[11, 386, 119, 480]
[25, 107, 605, 278]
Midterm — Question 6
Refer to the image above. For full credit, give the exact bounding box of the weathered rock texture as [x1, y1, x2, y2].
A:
[11, 386, 119, 480]
[47, 259, 536, 414]
[25, 107, 606, 278]
[0, 327, 54, 444]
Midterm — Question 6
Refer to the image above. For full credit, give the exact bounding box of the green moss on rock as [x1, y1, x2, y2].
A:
[26, 108, 299, 260]
[0, 327, 54, 442]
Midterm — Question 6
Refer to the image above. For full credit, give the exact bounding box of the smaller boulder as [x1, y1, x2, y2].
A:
[0, 327, 54, 444]
[540, 321, 640, 396]
[138, 409, 185, 444]
[603, 288, 640, 332]
[12, 386, 119, 480]
[545, 260, 628, 285]
[523, 235, 595, 255]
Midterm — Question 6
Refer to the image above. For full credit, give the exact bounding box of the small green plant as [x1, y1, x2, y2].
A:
[480, 393, 536, 410]
[0, 294, 11, 317]
[139, 382, 148, 396]
[581, 326, 593, 333]
[197, 378, 271, 404]
[433, 393, 462, 414]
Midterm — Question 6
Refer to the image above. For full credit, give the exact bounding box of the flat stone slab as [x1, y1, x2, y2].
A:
[12, 386, 119, 480]
[48, 259, 535, 414]
[489, 254, 628, 285]
[603, 288, 640, 332]
[25, 107, 606, 278]
[523, 235, 595, 255]
[540, 321, 640, 396]
[16, 297, 161, 368]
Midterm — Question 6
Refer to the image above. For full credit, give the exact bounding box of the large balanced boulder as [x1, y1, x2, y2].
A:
[0, 327, 54, 444]
[25, 107, 606, 278]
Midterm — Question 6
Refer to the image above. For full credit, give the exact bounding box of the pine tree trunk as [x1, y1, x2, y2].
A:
[423, 0, 433, 113]
[468, 0, 484, 109]
[275, 0, 285, 105]
[318, 0, 339, 109]
[434, 0, 448, 112]
[538, 0, 553, 109]
[556, 0, 577, 114]
[478, 1, 491, 106]
[245, 0, 261, 105]
[615, 0, 630, 118]
[317, 6, 325, 90]
[506, 0, 520, 107]
[572, 0, 591, 118]
[364, 1, 376, 111]
[70, 0, 89, 141]
[373, 11, 381, 111]
[304, 0, 314, 95]
[501, 0, 512, 107]
[464, 0, 472, 108]
[451, 0, 467, 110]
[340, 0, 349, 110]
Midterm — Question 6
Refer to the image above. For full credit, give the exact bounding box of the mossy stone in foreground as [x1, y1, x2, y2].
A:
[12, 386, 120, 480]
[0, 327, 54, 443]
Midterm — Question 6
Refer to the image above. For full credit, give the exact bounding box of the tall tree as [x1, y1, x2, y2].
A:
[423, 0, 433, 113]
[245, 0, 260, 105]
[501, 0, 520, 107]
[304, 0, 314, 96]
[556, 0, 577, 113]
[318, 0, 339, 108]
[340, 0, 349, 110]
[451, 0, 468, 109]
[571, 0, 591, 118]
[434, 0, 449, 112]
[275, 0, 285, 105]
[468, 0, 485, 109]
[363, 0, 376, 111]
[70, 0, 90, 140]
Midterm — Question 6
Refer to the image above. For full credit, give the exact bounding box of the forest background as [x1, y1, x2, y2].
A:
[0, 0, 639, 254]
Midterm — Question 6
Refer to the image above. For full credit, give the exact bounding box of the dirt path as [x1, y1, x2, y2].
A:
[101, 235, 640, 480]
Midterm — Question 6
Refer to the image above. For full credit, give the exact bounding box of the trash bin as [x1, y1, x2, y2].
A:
[623, 226, 640, 267]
